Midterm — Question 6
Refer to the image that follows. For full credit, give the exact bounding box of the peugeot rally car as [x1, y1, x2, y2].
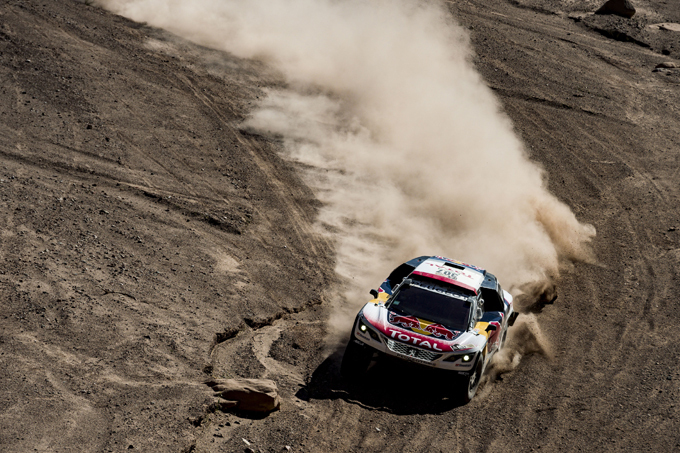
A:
[341, 256, 518, 403]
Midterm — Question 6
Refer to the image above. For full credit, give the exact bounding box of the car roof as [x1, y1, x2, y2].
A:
[411, 257, 486, 295]
[481, 272, 498, 290]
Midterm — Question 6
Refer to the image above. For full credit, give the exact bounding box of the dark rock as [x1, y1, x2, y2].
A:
[595, 0, 636, 18]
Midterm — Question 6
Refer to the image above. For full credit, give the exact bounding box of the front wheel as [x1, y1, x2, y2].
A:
[340, 338, 373, 380]
[456, 356, 484, 404]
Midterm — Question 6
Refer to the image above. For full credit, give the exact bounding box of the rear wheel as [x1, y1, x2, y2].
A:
[340, 337, 373, 380]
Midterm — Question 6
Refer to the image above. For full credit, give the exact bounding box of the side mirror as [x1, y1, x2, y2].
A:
[485, 324, 497, 332]
[369, 289, 379, 299]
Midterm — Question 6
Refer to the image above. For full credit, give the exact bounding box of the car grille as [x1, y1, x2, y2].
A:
[386, 339, 441, 362]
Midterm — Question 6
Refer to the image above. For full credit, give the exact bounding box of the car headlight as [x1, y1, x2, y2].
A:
[444, 352, 476, 363]
[358, 320, 380, 341]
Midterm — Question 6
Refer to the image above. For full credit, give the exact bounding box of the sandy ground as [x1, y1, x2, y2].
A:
[1, 0, 679, 452]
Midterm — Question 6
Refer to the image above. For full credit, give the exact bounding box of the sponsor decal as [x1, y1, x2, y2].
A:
[410, 281, 468, 301]
[387, 328, 444, 351]
[423, 323, 458, 341]
[412, 269, 479, 294]
[388, 312, 421, 330]
[435, 267, 461, 281]
[434, 256, 485, 272]
[487, 321, 502, 347]
[434, 266, 478, 282]
[388, 311, 461, 342]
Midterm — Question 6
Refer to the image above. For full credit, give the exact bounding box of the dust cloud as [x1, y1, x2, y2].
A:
[478, 313, 553, 397]
[97, 0, 595, 335]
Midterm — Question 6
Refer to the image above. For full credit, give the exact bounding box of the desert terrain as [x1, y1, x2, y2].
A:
[1, 0, 679, 452]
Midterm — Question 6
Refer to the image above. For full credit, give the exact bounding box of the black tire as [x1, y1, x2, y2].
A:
[340, 338, 373, 380]
[456, 356, 484, 404]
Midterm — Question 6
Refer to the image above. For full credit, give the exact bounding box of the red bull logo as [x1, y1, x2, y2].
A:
[486, 321, 501, 348]
[388, 312, 421, 330]
[424, 323, 458, 341]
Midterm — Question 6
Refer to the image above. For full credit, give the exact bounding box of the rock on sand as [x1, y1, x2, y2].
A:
[206, 378, 281, 413]
[595, 0, 636, 18]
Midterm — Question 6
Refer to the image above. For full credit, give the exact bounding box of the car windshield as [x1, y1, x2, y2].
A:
[387, 284, 471, 332]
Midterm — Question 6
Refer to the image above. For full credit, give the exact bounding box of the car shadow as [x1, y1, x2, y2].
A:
[296, 346, 467, 415]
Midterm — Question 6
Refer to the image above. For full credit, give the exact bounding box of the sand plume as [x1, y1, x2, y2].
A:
[97, 0, 595, 331]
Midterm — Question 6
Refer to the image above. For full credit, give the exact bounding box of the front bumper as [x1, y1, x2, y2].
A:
[352, 319, 477, 373]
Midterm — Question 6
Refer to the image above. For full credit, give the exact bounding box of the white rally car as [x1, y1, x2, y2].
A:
[341, 256, 518, 403]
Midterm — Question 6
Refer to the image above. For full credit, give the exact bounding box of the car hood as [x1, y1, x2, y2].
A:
[361, 303, 485, 353]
